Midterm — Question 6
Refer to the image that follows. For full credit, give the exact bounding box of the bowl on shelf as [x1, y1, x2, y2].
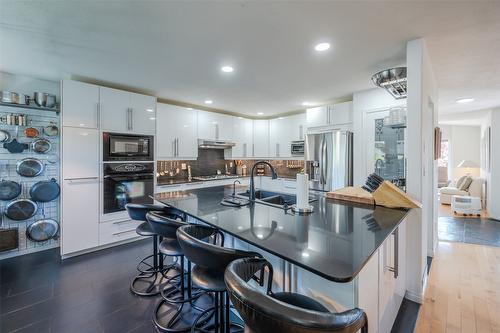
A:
[33, 92, 56, 108]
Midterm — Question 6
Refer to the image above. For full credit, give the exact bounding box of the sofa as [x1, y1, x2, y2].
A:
[439, 176, 485, 205]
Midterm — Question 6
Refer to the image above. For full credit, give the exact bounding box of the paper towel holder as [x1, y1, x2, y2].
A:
[291, 204, 314, 214]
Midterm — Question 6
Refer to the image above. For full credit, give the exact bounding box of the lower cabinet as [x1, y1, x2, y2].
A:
[99, 219, 142, 246]
[61, 179, 99, 255]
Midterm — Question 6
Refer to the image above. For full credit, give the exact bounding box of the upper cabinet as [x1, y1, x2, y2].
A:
[157, 103, 198, 159]
[100, 87, 156, 134]
[62, 80, 100, 128]
[232, 117, 253, 158]
[269, 113, 305, 158]
[252, 119, 270, 158]
[306, 102, 352, 128]
[197, 111, 233, 141]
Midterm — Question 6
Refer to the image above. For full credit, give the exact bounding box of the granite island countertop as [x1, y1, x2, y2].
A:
[154, 185, 410, 283]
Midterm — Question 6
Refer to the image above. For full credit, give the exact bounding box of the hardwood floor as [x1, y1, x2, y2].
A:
[415, 241, 500, 333]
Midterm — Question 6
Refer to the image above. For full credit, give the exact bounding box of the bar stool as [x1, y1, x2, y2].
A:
[147, 211, 204, 332]
[176, 224, 260, 333]
[224, 257, 368, 333]
[125, 203, 186, 296]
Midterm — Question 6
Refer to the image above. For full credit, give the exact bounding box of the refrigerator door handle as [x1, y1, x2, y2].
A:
[320, 134, 327, 186]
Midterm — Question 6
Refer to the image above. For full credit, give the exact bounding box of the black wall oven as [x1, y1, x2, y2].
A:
[103, 132, 154, 161]
[103, 162, 154, 214]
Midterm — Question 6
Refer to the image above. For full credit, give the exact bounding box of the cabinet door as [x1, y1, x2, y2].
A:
[62, 80, 99, 128]
[252, 120, 269, 158]
[176, 108, 198, 158]
[62, 127, 99, 179]
[306, 106, 329, 128]
[156, 103, 177, 158]
[215, 113, 233, 140]
[62, 180, 99, 255]
[357, 249, 380, 333]
[330, 101, 353, 125]
[269, 118, 290, 158]
[100, 87, 130, 132]
[233, 117, 253, 158]
[197, 111, 217, 139]
[289, 113, 306, 141]
[130, 92, 156, 134]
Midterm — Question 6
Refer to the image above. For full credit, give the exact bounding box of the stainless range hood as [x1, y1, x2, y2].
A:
[198, 139, 236, 149]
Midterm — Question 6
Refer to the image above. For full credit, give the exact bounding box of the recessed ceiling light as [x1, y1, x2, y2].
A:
[149, 117, 155, 120]
[204, 100, 213, 104]
[314, 42, 330, 52]
[278, 117, 284, 120]
[186, 107, 193, 110]
[456, 98, 474, 104]
[302, 101, 316, 106]
[257, 112, 264, 116]
[302, 251, 310, 258]
[146, 109, 154, 112]
[221, 66, 234, 73]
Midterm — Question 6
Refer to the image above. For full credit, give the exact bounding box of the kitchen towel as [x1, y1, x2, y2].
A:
[296, 173, 309, 209]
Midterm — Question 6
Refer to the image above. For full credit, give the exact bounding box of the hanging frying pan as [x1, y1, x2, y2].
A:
[16, 158, 44, 177]
[4, 199, 38, 221]
[30, 178, 60, 202]
[0, 180, 21, 200]
[26, 218, 59, 242]
[31, 138, 51, 154]
[24, 127, 39, 138]
[43, 123, 59, 137]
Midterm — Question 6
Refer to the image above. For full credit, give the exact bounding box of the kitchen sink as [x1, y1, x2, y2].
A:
[236, 190, 315, 209]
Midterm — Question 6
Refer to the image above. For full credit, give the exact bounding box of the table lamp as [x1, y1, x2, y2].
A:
[457, 160, 479, 176]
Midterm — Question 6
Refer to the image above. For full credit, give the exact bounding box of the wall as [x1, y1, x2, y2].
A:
[488, 109, 500, 219]
[405, 38, 438, 303]
[440, 125, 481, 179]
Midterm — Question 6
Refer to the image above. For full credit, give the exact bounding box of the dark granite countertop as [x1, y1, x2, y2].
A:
[154, 185, 410, 283]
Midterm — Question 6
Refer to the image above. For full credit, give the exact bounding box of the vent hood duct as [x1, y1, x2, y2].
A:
[371, 67, 407, 99]
[198, 139, 236, 149]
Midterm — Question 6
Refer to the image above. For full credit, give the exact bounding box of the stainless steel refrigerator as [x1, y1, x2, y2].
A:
[305, 130, 353, 192]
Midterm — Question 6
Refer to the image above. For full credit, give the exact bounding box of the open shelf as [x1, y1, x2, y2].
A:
[0, 101, 60, 113]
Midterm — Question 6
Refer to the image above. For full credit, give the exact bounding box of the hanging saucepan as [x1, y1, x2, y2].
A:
[4, 199, 38, 221]
[24, 127, 39, 138]
[16, 158, 44, 177]
[0, 180, 21, 201]
[31, 138, 51, 154]
[43, 123, 59, 137]
[0, 130, 11, 143]
[30, 178, 60, 202]
[26, 218, 59, 242]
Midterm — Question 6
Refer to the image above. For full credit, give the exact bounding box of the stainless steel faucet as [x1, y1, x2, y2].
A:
[232, 180, 241, 197]
[249, 161, 278, 201]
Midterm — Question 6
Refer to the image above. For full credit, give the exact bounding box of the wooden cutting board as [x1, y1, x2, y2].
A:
[326, 186, 375, 205]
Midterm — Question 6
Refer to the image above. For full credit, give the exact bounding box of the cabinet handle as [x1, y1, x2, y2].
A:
[276, 143, 279, 157]
[299, 125, 303, 140]
[252, 144, 255, 157]
[176, 138, 179, 156]
[386, 228, 399, 279]
[126, 108, 130, 130]
[243, 143, 247, 157]
[113, 220, 132, 225]
[113, 229, 137, 236]
[130, 108, 134, 131]
[215, 124, 219, 140]
[64, 177, 98, 181]
[96, 103, 100, 128]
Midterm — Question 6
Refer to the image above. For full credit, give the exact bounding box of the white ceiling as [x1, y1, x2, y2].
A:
[1, 1, 499, 117]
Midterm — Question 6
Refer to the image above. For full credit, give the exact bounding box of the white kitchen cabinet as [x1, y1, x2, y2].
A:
[269, 114, 305, 158]
[62, 80, 100, 128]
[289, 113, 306, 141]
[61, 127, 100, 256]
[197, 111, 233, 141]
[157, 103, 197, 159]
[357, 249, 380, 333]
[99, 219, 141, 246]
[252, 119, 269, 158]
[62, 180, 99, 255]
[306, 102, 352, 128]
[232, 117, 253, 158]
[130, 92, 156, 134]
[100, 87, 156, 134]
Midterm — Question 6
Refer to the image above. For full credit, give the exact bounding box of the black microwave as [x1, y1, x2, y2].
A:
[103, 132, 154, 161]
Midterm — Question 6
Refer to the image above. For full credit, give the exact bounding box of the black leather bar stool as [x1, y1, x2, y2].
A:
[177, 224, 260, 333]
[147, 211, 205, 332]
[126, 203, 186, 296]
[224, 258, 368, 333]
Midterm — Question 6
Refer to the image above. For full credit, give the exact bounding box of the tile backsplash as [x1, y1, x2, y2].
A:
[157, 148, 304, 183]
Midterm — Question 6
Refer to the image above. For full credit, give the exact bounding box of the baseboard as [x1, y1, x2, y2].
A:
[61, 236, 143, 259]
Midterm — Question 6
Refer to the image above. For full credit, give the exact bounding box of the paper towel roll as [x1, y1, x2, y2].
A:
[296, 173, 309, 208]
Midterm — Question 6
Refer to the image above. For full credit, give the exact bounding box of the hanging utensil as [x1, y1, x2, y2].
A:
[4, 198, 38, 221]
[3, 127, 28, 153]
[0, 163, 20, 200]
[16, 158, 44, 177]
[43, 123, 59, 137]
[31, 138, 52, 154]
[26, 218, 59, 242]
[0, 129, 10, 143]
[29, 178, 60, 202]
[24, 127, 39, 138]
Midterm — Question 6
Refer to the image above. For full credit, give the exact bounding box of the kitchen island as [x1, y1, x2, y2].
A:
[155, 185, 411, 333]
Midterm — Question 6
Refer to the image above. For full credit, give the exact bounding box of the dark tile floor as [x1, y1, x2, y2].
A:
[438, 216, 500, 247]
[390, 298, 420, 333]
[0, 240, 159, 333]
